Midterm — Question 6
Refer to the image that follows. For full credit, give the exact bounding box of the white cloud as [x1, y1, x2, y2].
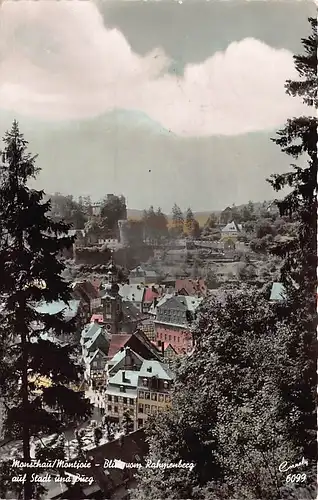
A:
[0, 1, 305, 137]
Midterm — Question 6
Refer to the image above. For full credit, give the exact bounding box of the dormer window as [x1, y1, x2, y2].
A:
[142, 378, 148, 387]
[163, 381, 169, 389]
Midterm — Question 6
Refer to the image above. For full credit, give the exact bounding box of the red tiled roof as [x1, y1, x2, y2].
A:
[107, 334, 133, 359]
[175, 278, 207, 296]
[144, 287, 159, 303]
[90, 314, 104, 323]
[72, 280, 100, 300]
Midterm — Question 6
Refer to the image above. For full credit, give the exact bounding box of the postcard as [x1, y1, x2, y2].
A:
[0, 1, 316, 499]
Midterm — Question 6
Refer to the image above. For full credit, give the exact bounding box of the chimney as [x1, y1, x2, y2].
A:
[161, 342, 165, 357]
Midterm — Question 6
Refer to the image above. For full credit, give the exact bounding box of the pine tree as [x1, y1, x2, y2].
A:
[156, 207, 168, 241]
[267, 17, 317, 461]
[185, 207, 194, 234]
[171, 203, 184, 237]
[0, 122, 91, 500]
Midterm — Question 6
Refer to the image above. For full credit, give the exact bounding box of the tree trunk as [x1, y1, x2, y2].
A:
[19, 303, 32, 500]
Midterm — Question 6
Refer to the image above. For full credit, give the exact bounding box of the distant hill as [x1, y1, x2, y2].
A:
[127, 209, 216, 227]
[127, 201, 273, 227]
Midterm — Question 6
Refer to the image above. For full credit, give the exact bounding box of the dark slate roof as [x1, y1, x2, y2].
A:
[85, 429, 148, 495]
[107, 334, 133, 360]
[122, 300, 147, 323]
[51, 430, 148, 499]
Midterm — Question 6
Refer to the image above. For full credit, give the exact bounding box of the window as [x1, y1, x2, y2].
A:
[165, 395, 171, 403]
[138, 404, 144, 413]
[163, 381, 169, 389]
[123, 397, 127, 404]
[174, 336, 176, 342]
[139, 390, 145, 399]
[145, 392, 150, 400]
[114, 396, 118, 403]
[158, 394, 164, 403]
[168, 335, 171, 342]
[145, 404, 150, 415]
[164, 334, 167, 341]
[129, 398, 134, 405]
[142, 378, 148, 387]
[108, 395, 112, 402]
[107, 405, 112, 412]
[120, 386, 126, 393]
[93, 361, 97, 368]
[151, 393, 157, 401]
[137, 419, 143, 428]
[114, 406, 118, 413]
[151, 405, 157, 415]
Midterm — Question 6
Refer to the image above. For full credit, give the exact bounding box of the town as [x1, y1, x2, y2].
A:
[0, 191, 291, 498]
[0, 2, 315, 500]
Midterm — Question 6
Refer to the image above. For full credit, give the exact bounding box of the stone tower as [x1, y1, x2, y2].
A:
[102, 256, 122, 334]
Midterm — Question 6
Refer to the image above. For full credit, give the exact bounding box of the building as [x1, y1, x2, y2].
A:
[129, 266, 159, 285]
[107, 329, 163, 363]
[71, 280, 101, 313]
[118, 283, 161, 314]
[139, 318, 156, 341]
[175, 278, 207, 297]
[105, 368, 139, 428]
[143, 285, 161, 313]
[105, 349, 174, 430]
[154, 295, 203, 354]
[85, 429, 148, 500]
[90, 314, 104, 324]
[100, 261, 147, 335]
[108, 346, 145, 374]
[221, 220, 242, 238]
[118, 284, 145, 312]
[81, 322, 111, 389]
[48, 430, 149, 499]
[160, 275, 176, 287]
[136, 359, 174, 429]
[153, 340, 178, 366]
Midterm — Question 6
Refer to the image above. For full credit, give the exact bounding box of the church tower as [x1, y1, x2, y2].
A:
[102, 255, 122, 334]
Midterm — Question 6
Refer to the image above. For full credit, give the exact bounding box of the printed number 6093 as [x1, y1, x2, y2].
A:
[286, 474, 306, 483]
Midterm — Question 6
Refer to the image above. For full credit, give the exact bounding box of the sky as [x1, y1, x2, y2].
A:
[0, 0, 314, 212]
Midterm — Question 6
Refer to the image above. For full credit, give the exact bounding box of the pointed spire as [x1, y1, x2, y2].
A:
[107, 250, 117, 285]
